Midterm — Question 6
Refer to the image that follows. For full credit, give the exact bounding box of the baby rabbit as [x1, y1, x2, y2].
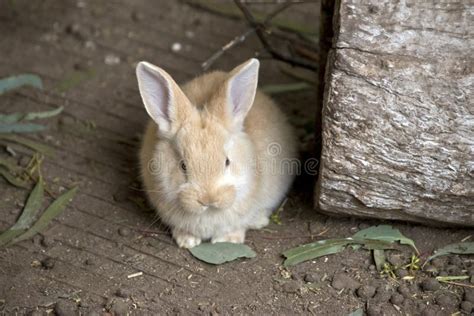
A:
[137, 59, 297, 248]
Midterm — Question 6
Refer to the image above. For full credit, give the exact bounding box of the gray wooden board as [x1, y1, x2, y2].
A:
[316, 0, 474, 226]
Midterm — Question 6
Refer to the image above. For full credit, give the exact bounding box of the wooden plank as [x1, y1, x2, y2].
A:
[316, 0, 474, 225]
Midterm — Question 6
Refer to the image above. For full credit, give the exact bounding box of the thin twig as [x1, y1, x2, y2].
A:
[438, 280, 474, 288]
[201, 1, 298, 70]
[234, 0, 317, 71]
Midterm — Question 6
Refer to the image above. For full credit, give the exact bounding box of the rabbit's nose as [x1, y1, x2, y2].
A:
[197, 194, 213, 208]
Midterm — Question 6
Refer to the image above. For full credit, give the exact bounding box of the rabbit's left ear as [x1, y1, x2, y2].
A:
[225, 58, 259, 129]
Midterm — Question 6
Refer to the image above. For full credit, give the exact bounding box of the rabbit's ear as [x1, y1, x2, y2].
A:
[136, 61, 191, 134]
[225, 58, 259, 129]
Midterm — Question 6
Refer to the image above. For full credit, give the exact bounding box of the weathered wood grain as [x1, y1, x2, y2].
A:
[316, 0, 474, 226]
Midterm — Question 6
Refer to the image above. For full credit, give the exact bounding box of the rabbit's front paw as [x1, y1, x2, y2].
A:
[173, 230, 202, 248]
[211, 230, 245, 244]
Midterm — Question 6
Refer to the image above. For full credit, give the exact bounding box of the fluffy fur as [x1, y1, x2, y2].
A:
[137, 59, 297, 248]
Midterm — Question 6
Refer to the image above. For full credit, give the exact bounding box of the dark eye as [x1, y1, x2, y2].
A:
[180, 161, 187, 172]
[225, 157, 230, 167]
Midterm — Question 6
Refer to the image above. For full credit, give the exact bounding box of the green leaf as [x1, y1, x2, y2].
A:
[0, 167, 29, 188]
[0, 123, 46, 133]
[282, 238, 394, 267]
[0, 112, 24, 124]
[12, 186, 78, 244]
[0, 74, 43, 95]
[426, 242, 474, 263]
[348, 308, 363, 316]
[282, 239, 352, 267]
[353, 225, 418, 254]
[189, 242, 256, 265]
[22, 106, 64, 121]
[0, 180, 44, 246]
[373, 249, 386, 271]
[0, 134, 54, 155]
[261, 82, 312, 95]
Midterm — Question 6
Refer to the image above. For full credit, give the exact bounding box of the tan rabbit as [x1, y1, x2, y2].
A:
[137, 59, 297, 248]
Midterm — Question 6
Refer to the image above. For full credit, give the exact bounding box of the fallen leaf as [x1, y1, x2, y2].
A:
[189, 242, 256, 265]
[283, 239, 350, 267]
[0, 180, 44, 246]
[0, 167, 29, 188]
[12, 186, 78, 244]
[22, 106, 64, 121]
[0, 134, 54, 155]
[0, 123, 46, 133]
[0, 74, 43, 95]
[426, 242, 474, 263]
[353, 225, 418, 254]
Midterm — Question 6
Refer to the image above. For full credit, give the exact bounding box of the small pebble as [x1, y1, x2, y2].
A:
[397, 284, 411, 298]
[105, 54, 121, 65]
[390, 293, 404, 305]
[356, 285, 376, 299]
[304, 273, 320, 283]
[282, 280, 300, 293]
[421, 278, 440, 292]
[373, 286, 391, 303]
[331, 273, 360, 290]
[171, 42, 182, 52]
[366, 304, 381, 316]
[445, 264, 460, 275]
[131, 11, 143, 22]
[185, 30, 195, 38]
[396, 269, 409, 278]
[423, 264, 438, 276]
[368, 265, 376, 272]
[41, 257, 55, 270]
[465, 289, 474, 303]
[55, 300, 77, 316]
[387, 253, 404, 266]
[110, 299, 128, 316]
[84, 258, 95, 266]
[32, 235, 44, 247]
[118, 227, 131, 237]
[435, 292, 458, 308]
[115, 288, 131, 298]
[461, 301, 473, 313]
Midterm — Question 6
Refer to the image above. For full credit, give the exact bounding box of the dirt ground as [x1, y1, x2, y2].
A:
[0, 1, 473, 315]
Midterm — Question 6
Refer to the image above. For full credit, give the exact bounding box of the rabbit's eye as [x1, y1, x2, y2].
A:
[225, 157, 230, 167]
[180, 161, 187, 172]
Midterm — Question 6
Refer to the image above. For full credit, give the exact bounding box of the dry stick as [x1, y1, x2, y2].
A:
[234, 0, 317, 71]
[201, 1, 295, 70]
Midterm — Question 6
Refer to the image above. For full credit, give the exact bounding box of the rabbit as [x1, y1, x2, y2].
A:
[136, 58, 297, 248]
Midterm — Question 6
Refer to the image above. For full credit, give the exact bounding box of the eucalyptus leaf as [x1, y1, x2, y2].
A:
[0, 74, 43, 95]
[426, 242, 474, 263]
[0, 157, 21, 173]
[0, 134, 54, 155]
[12, 186, 78, 244]
[353, 225, 418, 254]
[0, 123, 46, 133]
[0, 167, 29, 188]
[0, 112, 24, 124]
[189, 242, 256, 265]
[261, 82, 312, 95]
[0, 180, 44, 246]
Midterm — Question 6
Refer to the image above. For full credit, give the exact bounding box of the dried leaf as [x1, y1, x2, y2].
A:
[0, 112, 24, 124]
[261, 82, 312, 95]
[353, 225, 418, 254]
[23, 106, 63, 121]
[0, 123, 46, 133]
[12, 186, 78, 244]
[189, 242, 256, 265]
[0, 74, 43, 95]
[0, 180, 44, 246]
[426, 242, 474, 263]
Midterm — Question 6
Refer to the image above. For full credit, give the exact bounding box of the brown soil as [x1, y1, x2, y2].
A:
[0, 1, 472, 315]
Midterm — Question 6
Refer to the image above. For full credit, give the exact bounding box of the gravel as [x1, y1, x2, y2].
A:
[356, 285, 376, 299]
[118, 227, 131, 237]
[421, 278, 441, 292]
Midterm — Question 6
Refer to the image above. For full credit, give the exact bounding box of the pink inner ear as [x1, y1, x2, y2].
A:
[229, 62, 258, 118]
[137, 62, 171, 122]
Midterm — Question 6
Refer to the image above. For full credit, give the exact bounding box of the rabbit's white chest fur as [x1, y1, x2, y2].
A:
[137, 59, 297, 248]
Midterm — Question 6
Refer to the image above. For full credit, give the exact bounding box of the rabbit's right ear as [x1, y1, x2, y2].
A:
[136, 61, 191, 135]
